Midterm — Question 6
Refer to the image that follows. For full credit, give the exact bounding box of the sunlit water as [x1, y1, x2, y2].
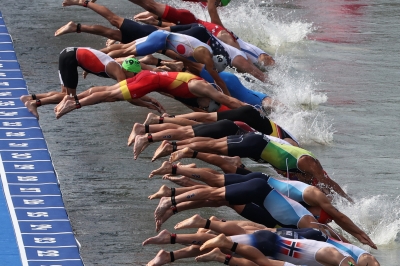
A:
[2, 0, 400, 265]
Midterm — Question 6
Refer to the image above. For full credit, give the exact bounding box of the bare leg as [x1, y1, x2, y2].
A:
[149, 161, 225, 186]
[55, 86, 124, 118]
[143, 229, 216, 246]
[163, 175, 202, 187]
[144, 112, 200, 126]
[175, 214, 247, 236]
[196, 248, 259, 266]
[154, 186, 226, 224]
[200, 234, 284, 266]
[167, 137, 229, 163]
[175, 112, 217, 123]
[127, 0, 167, 17]
[55, 21, 122, 41]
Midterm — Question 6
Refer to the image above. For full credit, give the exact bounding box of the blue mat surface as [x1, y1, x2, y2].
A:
[0, 10, 84, 266]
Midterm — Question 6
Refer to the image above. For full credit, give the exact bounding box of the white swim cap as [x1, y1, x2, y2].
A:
[212, 55, 228, 73]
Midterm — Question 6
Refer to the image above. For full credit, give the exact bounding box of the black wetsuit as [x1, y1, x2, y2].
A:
[217, 105, 297, 144]
[192, 119, 246, 139]
[119, 19, 157, 44]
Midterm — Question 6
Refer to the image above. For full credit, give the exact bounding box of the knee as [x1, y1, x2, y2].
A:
[108, 16, 123, 28]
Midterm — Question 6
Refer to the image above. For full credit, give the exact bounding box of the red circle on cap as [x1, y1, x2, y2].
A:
[177, 44, 186, 54]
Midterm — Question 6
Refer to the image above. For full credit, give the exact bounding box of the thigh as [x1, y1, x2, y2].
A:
[58, 47, 79, 89]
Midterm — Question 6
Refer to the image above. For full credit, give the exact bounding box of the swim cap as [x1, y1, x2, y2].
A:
[212, 55, 228, 73]
[220, 0, 231, 6]
[122, 58, 141, 73]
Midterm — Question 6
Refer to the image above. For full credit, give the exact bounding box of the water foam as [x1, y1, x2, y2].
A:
[331, 195, 400, 248]
[169, 0, 334, 145]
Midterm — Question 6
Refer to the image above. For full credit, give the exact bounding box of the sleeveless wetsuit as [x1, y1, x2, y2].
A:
[230, 230, 350, 266]
[199, 66, 268, 106]
[226, 132, 313, 171]
[216, 105, 299, 145]
[276, 229, 368, 263]
[59, 47, 116, 88]
[327, 238, 368, 263]
[170, 24, 246, 65]
[119, 19, 158, 44]
[224, 177, 312, 228]
[135, 30, 213, 63]
[192, 119, 246, 139]
[119, 70, 202, 100]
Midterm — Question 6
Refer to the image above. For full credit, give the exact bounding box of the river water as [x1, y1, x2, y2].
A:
[1, 0, 399, 265]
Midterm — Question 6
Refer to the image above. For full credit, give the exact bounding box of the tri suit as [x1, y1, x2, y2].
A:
[59, 47, 116, 89]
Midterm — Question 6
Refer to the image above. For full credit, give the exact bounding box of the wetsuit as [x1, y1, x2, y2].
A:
[216, 105, 299, 145]
[226, 132, 312, 172]
[59, 47, 116, 88]
[230, 230, 351, 266]
[199, 66, 269, 106]
[119, 19, 157, 44]
[225, 172, 334, 223]
[162, 5, 270, 62]
[170, 24, 247, 65]
[135, 29, 215, 63]
[277, 229, 369, 263]
[224, 176, 313, 228]
[192, 119, 248, 139]
[119, 70, 202, 99]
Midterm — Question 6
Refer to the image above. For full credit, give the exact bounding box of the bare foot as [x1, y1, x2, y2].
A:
[149, 161, 173, 178]
[55, 21, 78, 37]
[154, 197, 172, 225]
[220, 155, 243, 168]
[127, 123, 145, 146]
[54, 94, 72, 113]
[62, 0, 85, 7]
[133, 134, 151, 160]
[195, 248, 224, 263]
[55, 99, 77, 119]
[142, 229, 172, 246]
[163, 175, 193, 187]
[175, 214, 206, 230]
[144, 112, 160, 125]
[148, 185, 171, 200]
[200, 234, 230, 251]
[152, 141, 173, 162]
[169, 147, 194, 163]
[146, 249, 172, 266]
[20, 95, 32, 104]
[24, 101, 39, 119]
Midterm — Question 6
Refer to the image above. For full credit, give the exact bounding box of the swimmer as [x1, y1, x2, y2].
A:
[21, 48, 164, 119]
[54, 59, 247, 118]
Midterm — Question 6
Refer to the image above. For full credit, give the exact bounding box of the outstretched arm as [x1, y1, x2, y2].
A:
[315, 192, 377, 249]
[197, 84, 247, 110]
[207, 0, 224, 26]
